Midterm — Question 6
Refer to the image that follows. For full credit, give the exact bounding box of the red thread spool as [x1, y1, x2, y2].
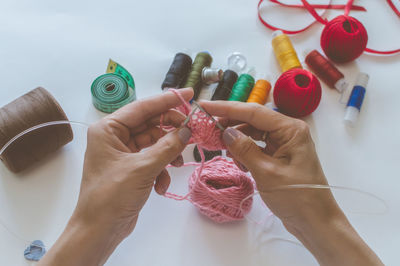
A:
[273, 69, 322, 118]
[320, 15, 368, 63]
[305, 50, 347, 92]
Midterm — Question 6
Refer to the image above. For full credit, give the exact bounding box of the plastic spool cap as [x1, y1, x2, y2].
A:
[246, 66, 256, 77]
[272, 30, 283, 39]
[344, 106, 359, 127]
[335, 78, 349, 93]
[227, 52, 247, 74]
[355, 72, 369, 89]
[259, 73, 271, 81]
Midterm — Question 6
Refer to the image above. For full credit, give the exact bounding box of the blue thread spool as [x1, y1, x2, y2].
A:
[344, 72, 369, 126]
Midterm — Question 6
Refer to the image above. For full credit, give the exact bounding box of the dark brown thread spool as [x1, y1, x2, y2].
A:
[0, 87, 73, 173]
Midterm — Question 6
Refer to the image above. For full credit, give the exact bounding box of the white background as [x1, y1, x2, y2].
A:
[0, 0, 399, 265]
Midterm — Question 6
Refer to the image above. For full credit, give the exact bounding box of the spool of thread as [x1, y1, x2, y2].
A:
[0, 87, 73, 173]
[202, 67, 223, 85]
[272, 30, 302, 72]
[91, 73, 135, 113]
[211, 70, 238, 101]
[247, 79, 271, 105]
[183, 52, 213, 100]
[273, 69, 322, 118]
[188, 156, 254, 223]
[344, 72, 369, 126]
[228, 74, 255, 102]
[321, 16, 368, 63]
[305, 49, 348, 92]
[161, 53, 192, 90]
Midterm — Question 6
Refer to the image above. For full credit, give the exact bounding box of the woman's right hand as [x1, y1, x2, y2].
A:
[200, 101, 383, 266]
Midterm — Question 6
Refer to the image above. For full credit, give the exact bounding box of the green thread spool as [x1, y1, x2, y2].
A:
[183, 52, 212, 100]
[228, 74, 255, 102]
[91, 73, 135, 113]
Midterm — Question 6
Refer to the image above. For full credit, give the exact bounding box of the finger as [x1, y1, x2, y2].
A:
[154, 169, 171, 195]
[264, 139, 279, 156]
[233, 158, 248, 172]
[217, 117, 244, 128]
[142, 127, 192, 171]
[148, 109, 187, 129]
[235, 124, 265, 141]
[222, 127, 279, 172]
[110, 88, 194, 129]
[130, 109, 186, 135]
[199, 100, 292, 133]
[235, 124, 278, 156]
[128, 126, 162, 151]
[170, 154, 184, 167]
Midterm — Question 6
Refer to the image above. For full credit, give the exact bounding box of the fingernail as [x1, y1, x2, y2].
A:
[178, 127, 192, 144]
[223, 127, 240, 145]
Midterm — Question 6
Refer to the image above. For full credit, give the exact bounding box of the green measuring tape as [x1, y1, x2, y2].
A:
[91, 59, 136, 113]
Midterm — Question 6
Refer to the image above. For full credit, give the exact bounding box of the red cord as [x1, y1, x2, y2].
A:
[344, 0, 355, 16]
[386, 0, 400, 18]
[268, 0, 366, 11]
[258, 0, 365, 34]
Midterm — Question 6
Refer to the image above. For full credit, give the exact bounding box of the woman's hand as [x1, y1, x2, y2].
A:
[38, 88, 193, 266]
[201, 100, 383, 266]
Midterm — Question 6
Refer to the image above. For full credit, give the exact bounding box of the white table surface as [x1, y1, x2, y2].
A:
[0, 0, 399, 265]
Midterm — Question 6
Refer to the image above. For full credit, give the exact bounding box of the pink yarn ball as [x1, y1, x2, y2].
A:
[188, 156, 254, 223]
[188, 111, 225, 151]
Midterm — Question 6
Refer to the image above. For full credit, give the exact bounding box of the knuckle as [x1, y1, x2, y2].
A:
[294, 120, 310, 137]
[236, 138, 254, 158]
[248, 103, 264, 122]
[161, 136, 181, 155]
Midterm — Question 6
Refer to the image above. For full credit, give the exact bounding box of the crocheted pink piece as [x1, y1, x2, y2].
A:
[187, 111, 225, 151]
[188, 156, 254, 223]
[163, 89, 254, 223]
[165, 89, 225, 151]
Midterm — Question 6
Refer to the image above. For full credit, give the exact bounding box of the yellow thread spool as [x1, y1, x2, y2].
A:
[271, 31, 302, 72]
[247, 79, 271, 105]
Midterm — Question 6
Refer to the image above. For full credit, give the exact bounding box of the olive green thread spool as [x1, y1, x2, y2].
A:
[183, 52, 213, 100]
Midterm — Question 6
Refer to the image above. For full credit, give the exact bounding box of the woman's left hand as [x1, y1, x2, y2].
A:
[38, 88, 193, 266]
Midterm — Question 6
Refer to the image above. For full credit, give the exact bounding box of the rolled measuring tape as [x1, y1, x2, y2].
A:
[91, 59, 136, 113]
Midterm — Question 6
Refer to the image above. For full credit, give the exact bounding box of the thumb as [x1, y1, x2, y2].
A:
[142, 127, 192, 170]
[222, 127, 273, 171]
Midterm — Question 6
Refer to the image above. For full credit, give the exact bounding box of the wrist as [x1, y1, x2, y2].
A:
[285, 210, 383, 266]
[39, 212, 126, 266]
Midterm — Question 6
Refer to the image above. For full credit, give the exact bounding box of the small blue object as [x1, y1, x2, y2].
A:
[347, 85, 366, 110]
[24, 240, 46, 261]
[344, 72, 369, 126]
